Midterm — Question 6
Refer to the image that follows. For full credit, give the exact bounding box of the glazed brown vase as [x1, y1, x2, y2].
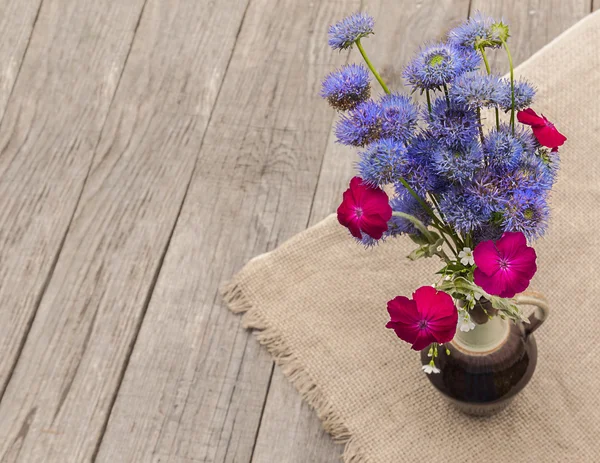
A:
[420, 291, 549, 416]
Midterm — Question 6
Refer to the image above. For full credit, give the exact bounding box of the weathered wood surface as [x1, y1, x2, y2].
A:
[0, 0, 42, 121]
[0, 0, 249, 460]
[96, 0, 356, 460]
[0, 0, 146, 403]
[0, 0, 593, 461]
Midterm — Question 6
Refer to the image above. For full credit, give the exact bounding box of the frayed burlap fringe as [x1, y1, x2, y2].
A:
[221, 280, 369, 463]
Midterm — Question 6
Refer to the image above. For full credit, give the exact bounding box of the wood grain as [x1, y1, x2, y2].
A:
[0, 0, 145, 403]
[470, 0, 591, 71]
[0, 0, 249, 461]
[0, 0, 42, 121]
[95, 0, 358, 461]
[251, 1, 471, 461]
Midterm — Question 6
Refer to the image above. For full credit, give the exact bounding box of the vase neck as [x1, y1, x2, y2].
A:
[452, 316, 509, 354]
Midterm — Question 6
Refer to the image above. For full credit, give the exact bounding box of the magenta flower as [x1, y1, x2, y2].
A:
[517, 108, 566, 149]
[386, 286, 458, 351]
[473, 231, 537, 298]
[337, 176, 392, 240]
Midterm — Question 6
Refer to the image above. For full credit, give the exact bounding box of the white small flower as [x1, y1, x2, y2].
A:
[457, 308, 476, 332]
[458, 247, 475, 266]
[422, 364, 441, 374]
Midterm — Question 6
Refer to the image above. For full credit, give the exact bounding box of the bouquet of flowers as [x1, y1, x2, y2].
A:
[322, 13, 566, 373]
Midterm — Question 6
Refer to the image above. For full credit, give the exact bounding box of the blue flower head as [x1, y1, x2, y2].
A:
[466, 168, 509, 216]
[328, 12, 375, 50]
[501, 189, 549, 240]
[321, 64, 371, 111]
[379, 93, 419, 142]
[496, 79, 536, 112]
[388, 186, 432, 236]
[537, 147, 560, 183]
[403, 132, 448, 195]
[427, 98, 480, 148]
[357, 138, 408, 187]
[503, 152, 554, 193]
[512, 124, 538, 154]
[335, 100, 382, 146]
[404, 43, 481, 92]
[357, 233, 382, 248]
[484, 124, 525, 170]
[450, 73, 502, 109]
[448, 12, 508, 50]
[432, 140, 483, 184]
[440, 186, 489, 234]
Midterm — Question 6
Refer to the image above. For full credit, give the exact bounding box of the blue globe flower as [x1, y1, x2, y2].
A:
[450, 73, 502, 109]
[427, 98, 480, 148]
[335, 100, 382, 146]
[379, 93, 419, 142]
[440, 186, 490, 234]
[404, 43, 480, 92]
[357, 138, 408, 187]
[447, 12, 506, 50]
[328, 12, 375, 50]
[501, 189, 549, 240]
[403, 132, 448, 195]
[432, 140, 483, 184]
[502, 152, 554, 193]
[321, 64, 371, 111]
[466, 168, 508, 216]
[484, 125, 525, 170]
[496, 79, 536, 112]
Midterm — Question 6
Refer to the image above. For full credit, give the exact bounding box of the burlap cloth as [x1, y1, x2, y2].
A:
[223, 12, 600, 462]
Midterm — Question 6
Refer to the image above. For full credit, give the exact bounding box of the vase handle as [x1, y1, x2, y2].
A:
[515, 290, 549, 336]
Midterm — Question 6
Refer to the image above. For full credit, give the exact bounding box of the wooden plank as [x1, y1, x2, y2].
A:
[0, 0, 250, 461]
[250, 1, 471, 461]
[0, 0, 145, 400]
[0, 0, 42, 121]
[253, 2, 591, 462]
[470, 0, 591, 70]
[94, 0, 358, 461]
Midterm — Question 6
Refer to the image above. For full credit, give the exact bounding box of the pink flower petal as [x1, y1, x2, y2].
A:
[472, 240, 500, 276]
[386, 296, 418, 324]
[474, 267, 506, 296]
[360, 213, 389, 239]
[532, 124, 567, 148]
[411, 329, 436, 351]
[337, 201, 362, 238]
[517, 108, 545, 127]
[508, 247, 537, 280]
[349, 176, 365, 202]
[496, 231, 527, 260]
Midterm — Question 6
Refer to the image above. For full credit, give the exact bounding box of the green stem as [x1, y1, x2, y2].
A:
[501, 38, 515, 133]
[429, 195, 461, 256]
[393, 212, 451, 263]
[397, 178, 436, 222]
[479, 46, 500, 130]
[356, 39, 390, 94]
[426, 89, 433, 121]
[479, 46, 491, 74]
[397, 178, 462, 258]
[392, 212, 434, 242]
